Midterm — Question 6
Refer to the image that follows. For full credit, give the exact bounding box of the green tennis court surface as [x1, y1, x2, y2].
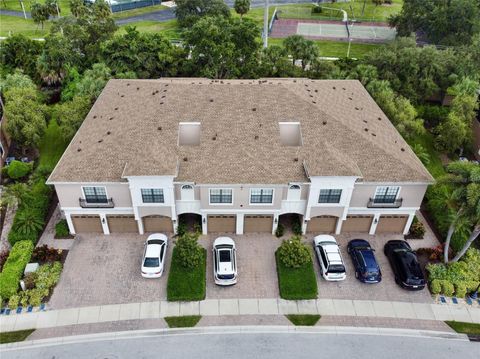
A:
[296, 22, 396, 41]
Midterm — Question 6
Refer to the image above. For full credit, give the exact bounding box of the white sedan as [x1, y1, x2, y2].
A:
[141, 233, 168, 278]
[213, 237, 237, 286]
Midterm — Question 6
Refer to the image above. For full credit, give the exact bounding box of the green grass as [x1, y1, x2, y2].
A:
[167, 247, 206, 301]
[0, 14, 50, 37]
[269, 37, 382, 58]
[0, 329, 35, 344]
[164, 315, 202, 328]
[118, 19, 181, 40]
[286, 314, 321, 326]
[275, 250, 318, 300]
[1, 0, 71, 15]
[445, 321, 480, 336]
[112, 4, 167, 20]
[37, 119, 69, 172]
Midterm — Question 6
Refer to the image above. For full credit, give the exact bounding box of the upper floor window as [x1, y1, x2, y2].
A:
[318, 189, 342, 203]
[374, 186, 399, 204]
[141, 188, 164, 203]
[210, 189, 232, 204]
[250, 189, 274, 204]
[83, 186, 107, 204]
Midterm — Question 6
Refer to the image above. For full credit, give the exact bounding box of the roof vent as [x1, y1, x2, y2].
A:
[107, 131, 111, 135]
[279, 122, 302, 146]
[178, 122, 201, 146]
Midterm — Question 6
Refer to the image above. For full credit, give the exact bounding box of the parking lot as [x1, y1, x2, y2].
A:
[49, 232, 433, 310]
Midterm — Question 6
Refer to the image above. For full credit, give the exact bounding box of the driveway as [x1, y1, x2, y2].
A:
[307, 233, 433, 303]
[49, 234, 171, 309]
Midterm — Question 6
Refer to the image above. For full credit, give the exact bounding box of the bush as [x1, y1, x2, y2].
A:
[430, 279, 442, 294]
[312, 5, 322, 14]
[32, 245, 62, 264]
[292, 216, 303, 236]
[275, 224, 285, 238]
[176, 221, 187, 237]
[275, 250, 317, 300]
[35, 261, 62, 291]
[455, 282, 467, 298]
[23, 272, 37, 290]
[278, 236, 311, 268]
[409, 216, 425, 239]
[8, 295, 20, 310]
[175, 232, 203, 269]
[27, 288, 47, 307]
[167, 247, 206, 301]
[0, 241, 34, 299]
[442, 280, 455, 297]
[6, 160, 32, 180]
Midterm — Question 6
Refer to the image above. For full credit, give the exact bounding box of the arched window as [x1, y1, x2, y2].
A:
[181, 184, 193, 190]
[289, 184, 301, 190]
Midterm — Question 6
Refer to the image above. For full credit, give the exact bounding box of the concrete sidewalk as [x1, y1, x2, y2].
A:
[1, 298, 479, 332]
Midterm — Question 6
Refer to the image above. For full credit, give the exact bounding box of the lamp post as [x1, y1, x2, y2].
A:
[263, 0, 269, 48]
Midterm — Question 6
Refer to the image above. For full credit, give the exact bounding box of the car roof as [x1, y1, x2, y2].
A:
[214, 236, 235, 247]
[145, 243, 162, 258]
[314, 235, 337, 245]
[358, 249, 378, 269]
[322, 244, 343, 264]
[147, 233, 168, 241]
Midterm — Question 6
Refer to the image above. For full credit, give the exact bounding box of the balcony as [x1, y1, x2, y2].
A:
[367, 198, 402, 208]
[79, 198, 114, 208]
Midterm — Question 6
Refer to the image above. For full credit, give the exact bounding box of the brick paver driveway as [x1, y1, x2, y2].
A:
[49, 234, 171, 309]
[202, 234, 281, 299]
[307, 233, 433, 303]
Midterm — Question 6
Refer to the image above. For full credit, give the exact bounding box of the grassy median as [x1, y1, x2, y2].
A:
[165, 315, 202, 328]
[445, 321, 480, 336]
[167, 247, 206, 301]
[0, 329, 35, 344]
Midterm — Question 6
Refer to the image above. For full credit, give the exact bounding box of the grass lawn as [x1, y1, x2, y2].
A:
[0, 329, 35, 344]
[164, 315, 202, 328]
[0, 14, 50, 37]
[269, 37, 382, 58]
[167, 247, 206, 301]
[445, 321, 480, 336]
[118, 19, 181, 39]
[112, 4, 167, 20]
[286, 314, 321, 326]
[1, 0, 71, 15]
[37, 119, 69, 172]
[275, 250, 318, 300]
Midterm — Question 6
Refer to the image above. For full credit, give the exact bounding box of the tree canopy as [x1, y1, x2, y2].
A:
[175, 0, 230, 27]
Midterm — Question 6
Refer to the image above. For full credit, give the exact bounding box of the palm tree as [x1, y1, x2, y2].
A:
[439, 161, 480, 263]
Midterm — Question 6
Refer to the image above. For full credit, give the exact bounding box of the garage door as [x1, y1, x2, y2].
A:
[341, 215, 373, 233]
[307, 216, 337, 233]
[72, 215, 103, 233]
[376, 215, 408, 233]
[143, 215, 173, 233]
[244, 215, 273, 233]
[207, 215, 236, 233]
[107, 215, 138, 233]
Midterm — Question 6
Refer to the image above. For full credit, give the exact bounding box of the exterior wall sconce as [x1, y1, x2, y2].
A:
[101, 217, 105, 224]
[274, 218, 278, 224]
[374, 218, 378, 224]
[203, 217, 206, 224]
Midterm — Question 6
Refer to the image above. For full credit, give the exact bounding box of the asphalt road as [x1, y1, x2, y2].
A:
[1, 328, 477, 359]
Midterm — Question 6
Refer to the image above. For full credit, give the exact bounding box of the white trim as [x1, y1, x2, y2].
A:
[317, 188, 343, 205]
[358, 181, 434, 185]
[369, 214, 381, 235]
[81, 185, 109, 203]
[236, 213, 244, 235]
[208, 188, 234, 205]
[201, 208, 281, 215]
[403, 213, 416, 235]
[348, 207, 418, 214]
[65, 213, 75, 235]
[373, 185, 401, 203]
[249, 188, 275, 205]
[61, 207, 134, 212]
[100, 214, 110, 235]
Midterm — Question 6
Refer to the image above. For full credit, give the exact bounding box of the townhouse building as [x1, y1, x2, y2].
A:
[47, 78, 433, 236]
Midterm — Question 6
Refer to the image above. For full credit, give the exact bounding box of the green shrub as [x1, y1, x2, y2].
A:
[0, 241, 34, 299]
[292, 217, 303, 236]
[35, 262, 62, 291]
[175, 232, 203, 269]
[430, 279, 442, 294]
[167, 247, 206, 301]
[8, 295, 20, 310]
[55, 220, 70, 238]
[19, 291, 29, 307]
[6, 161, 32, 180]
[23, 272, 37, 290]
[1, 166, 8, 179]
[278, 236, 310, 268]
[442, 280, 455, 297]
[275, 224, 285, 238]
[409, 217, 425, 239]
[27, 288, 47, 307]
[455, 282, 467, 298]
[176, 221, 187, 237]
[311, 5, 322, 14]
[275, 250, 317, 300]
[467, 281, 480, 292]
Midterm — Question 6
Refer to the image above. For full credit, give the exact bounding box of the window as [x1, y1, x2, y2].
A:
[374, 186, 399, 204]
[318, 189, 342, 203]
[289, 184, 300, 190]
[181, 184, 193, 190]
[141, 188, 164, 203]
[210, 189, 232, 204]
[250, 189, 274, 204]
[83, 187, 107, 204]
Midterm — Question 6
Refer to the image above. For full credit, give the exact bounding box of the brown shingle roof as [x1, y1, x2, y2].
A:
[47, 78, 433, 184]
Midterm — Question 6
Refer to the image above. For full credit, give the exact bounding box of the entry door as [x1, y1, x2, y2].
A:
[181, 184, 195, 201]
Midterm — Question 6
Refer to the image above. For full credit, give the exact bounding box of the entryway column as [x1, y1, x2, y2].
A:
[65, 213, 75, 235]
[137, 217, 144, 235]
[236, 213, 244, 235]
[335, 217, 343, 234]
[201, 214, 208, 235]
[403, 213, 415, 235]
[100, 213, 110, 235]
[301, 217, 308, 234]
[272, 213, 279, 235]
[369, 213, 381, 235]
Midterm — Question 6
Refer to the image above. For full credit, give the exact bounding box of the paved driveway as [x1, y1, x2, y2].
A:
[49, 234, 171, 309]
[306, 233, 433, 303]
[202, 234, 281, 299]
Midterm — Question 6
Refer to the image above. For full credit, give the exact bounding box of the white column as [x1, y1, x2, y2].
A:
[369, 213, 381, 235]
[172, 217, 178, 234]
[236, 213, 244, 235]
[403, 213, 416, 235]
[137, 217, 144, 235]
[301, 218, 308, 234]
[202, 214, 208, 235]
[335, 217, 343, 234]
[100, 213, 110, 235]
[272, 213, 279, 235]
[65, 212, 75, 235]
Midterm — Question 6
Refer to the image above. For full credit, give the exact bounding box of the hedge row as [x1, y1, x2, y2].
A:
[8, 178, 52, 246]
[0, 241, 34, 299]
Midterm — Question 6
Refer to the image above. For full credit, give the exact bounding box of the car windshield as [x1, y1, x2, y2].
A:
[217, 273, 235, 280]
[219, 250, 231, 262]
[328, 264, 345, 273]
[148, 239, 164, 245]
[144, 257, 159, 267]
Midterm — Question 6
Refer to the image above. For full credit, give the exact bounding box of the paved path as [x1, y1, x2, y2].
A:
[0, 326, 474, 359]
[1, 298, 479, 332]
[0, 9, 30, 18]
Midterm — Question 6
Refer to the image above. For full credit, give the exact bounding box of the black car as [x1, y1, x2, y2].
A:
[347, 239, 382, 283]
[384, 240, 425, 290]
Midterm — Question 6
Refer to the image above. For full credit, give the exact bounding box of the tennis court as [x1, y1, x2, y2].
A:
[271, 19, 396, 43]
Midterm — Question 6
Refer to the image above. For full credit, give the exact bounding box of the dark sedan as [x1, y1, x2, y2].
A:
[384, 240, 425, 290]
[347, 239, 382, 283]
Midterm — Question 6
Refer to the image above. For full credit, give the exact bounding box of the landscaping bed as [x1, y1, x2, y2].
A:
[165, 315, 202, 328]
[446, 321, 480, 340]
[0, 329, 35, 344]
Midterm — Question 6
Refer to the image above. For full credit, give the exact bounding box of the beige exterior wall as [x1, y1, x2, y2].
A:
[309, 206, 344, 218]
[137, 206, 172, 218]
[349, 184, 428, 208]
[174, 184, 201, 200]
[55, 183, 132, 208]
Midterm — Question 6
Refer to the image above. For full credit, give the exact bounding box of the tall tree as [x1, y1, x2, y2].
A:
[55, 95, 91, 141]
[0, 34, 43, 80]
[234, 0, 250, 18]
[31, 2, 50, 29]
[283, 35, 319, 70]
[175, 0, 230, 27]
